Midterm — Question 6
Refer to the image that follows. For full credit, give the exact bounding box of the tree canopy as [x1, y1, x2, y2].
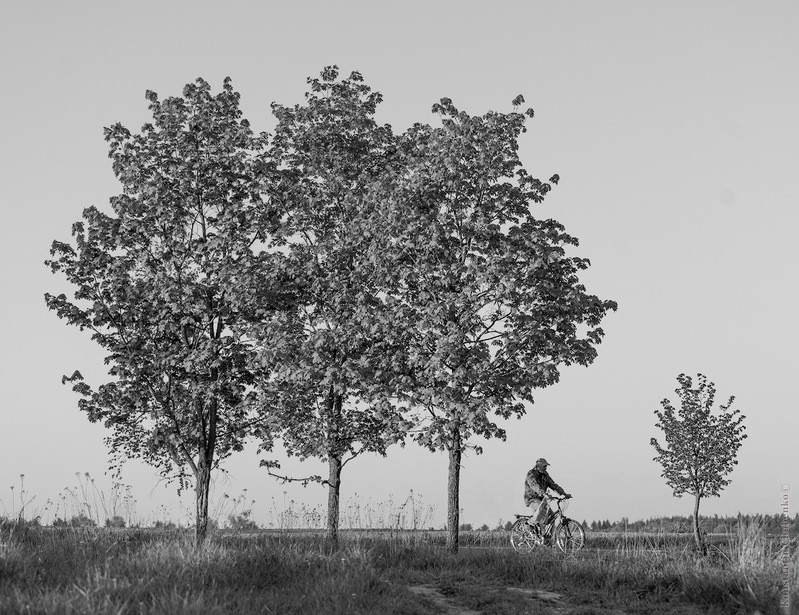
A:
[47, 69, 617, 550]
[45, 77, 278, 544]
[374, 96, 617, 551]
[249, 67, 410, 547]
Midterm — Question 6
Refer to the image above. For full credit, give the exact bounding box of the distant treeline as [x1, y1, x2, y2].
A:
[582, 513, 798, 536]
[8, 512, 797, 538]
[461, 513, 799, 535]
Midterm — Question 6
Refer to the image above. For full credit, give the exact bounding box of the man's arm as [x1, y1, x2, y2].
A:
[545, 473, 568, 496]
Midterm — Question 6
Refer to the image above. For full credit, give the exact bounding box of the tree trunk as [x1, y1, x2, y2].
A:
[195, 450, 212, 546]
[446, 426, 462, 554]
[195, 396, 217, 547]
[326, 390, 343, 551]
[327, 453, 342, 550]
[692, 492, 706, 554]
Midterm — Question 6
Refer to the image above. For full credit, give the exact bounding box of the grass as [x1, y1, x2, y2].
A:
[1, 518, 795, 614]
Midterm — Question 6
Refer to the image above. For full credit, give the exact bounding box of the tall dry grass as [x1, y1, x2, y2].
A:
[1, 518, 795, 614]
[1, 475, 795, 613]
[2, 473, 440, 533]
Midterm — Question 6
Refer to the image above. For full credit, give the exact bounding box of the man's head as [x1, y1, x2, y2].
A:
[535, 458, 549, 471]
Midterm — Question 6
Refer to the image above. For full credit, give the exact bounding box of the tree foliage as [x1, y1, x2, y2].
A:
[45, 77, 276, 544]
[375, 96, 617, 551]
[46, 68, 618, 552]
[250, 67, 410, 546]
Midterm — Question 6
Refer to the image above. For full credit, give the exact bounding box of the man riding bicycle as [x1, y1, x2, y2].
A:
[524, 458, 571, 533]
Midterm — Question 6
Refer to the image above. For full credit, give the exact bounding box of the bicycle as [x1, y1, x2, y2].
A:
[510, 495, 585, 554]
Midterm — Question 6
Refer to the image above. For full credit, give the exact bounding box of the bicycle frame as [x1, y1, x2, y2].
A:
[535, 495, 566, 539]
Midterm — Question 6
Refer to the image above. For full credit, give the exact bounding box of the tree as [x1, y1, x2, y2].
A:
[377, 97, 617, 553]
[45, 78, 277, 545]
[105, 515, 126, 528]
[68, 513, 96, 528]
[650, 373, 747, 553]
[251, 67, 409, 549]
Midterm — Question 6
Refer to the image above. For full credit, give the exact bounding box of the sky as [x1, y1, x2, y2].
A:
[1, 1, 797, 530]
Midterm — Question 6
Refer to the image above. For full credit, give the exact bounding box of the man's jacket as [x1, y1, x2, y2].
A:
[524, 467, 566, 506]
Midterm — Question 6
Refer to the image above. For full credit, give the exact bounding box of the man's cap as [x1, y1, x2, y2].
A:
[536, 458, 549, 466]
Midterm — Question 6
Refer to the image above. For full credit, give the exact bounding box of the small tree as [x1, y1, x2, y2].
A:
[650, 373, 747, 553]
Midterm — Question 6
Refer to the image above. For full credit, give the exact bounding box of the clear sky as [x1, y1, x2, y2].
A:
[1, 1, 796, 529]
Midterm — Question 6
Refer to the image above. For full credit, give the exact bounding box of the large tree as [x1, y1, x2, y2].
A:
[377, 96, 617, 553]
[251, 67, 409, 548]
[45, 78, 278, 545]
[650, 373, 747, 553]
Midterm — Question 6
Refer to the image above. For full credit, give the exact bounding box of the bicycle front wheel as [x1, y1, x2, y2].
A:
[555, 518, 585, 553]
[510, 519, 543, 553]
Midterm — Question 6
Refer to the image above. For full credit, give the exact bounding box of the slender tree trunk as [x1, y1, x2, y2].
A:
[195, 452, 212, 546]
[195, 396, 218, 547]
[446, 426, 462, 554]
[327, 453, 342, 550]
[326, 390, 343, 550]
[692, 492, 705, 554]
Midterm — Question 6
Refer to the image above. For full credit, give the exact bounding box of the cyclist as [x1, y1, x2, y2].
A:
[524, 457, 571, 534]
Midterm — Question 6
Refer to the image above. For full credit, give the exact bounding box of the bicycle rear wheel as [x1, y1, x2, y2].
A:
[555, 518, 585, 553]
[510, 519, 543, 553]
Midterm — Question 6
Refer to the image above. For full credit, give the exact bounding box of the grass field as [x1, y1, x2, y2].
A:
[0, 519, 795, 614]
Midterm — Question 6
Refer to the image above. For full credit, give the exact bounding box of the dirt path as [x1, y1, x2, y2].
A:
[408, 585, 483, 615]
[409, 584, 632, 615]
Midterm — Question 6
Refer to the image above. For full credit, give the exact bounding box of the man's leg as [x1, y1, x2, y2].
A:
[526, 499, 543, 530]
[534, 497, 550, 525]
